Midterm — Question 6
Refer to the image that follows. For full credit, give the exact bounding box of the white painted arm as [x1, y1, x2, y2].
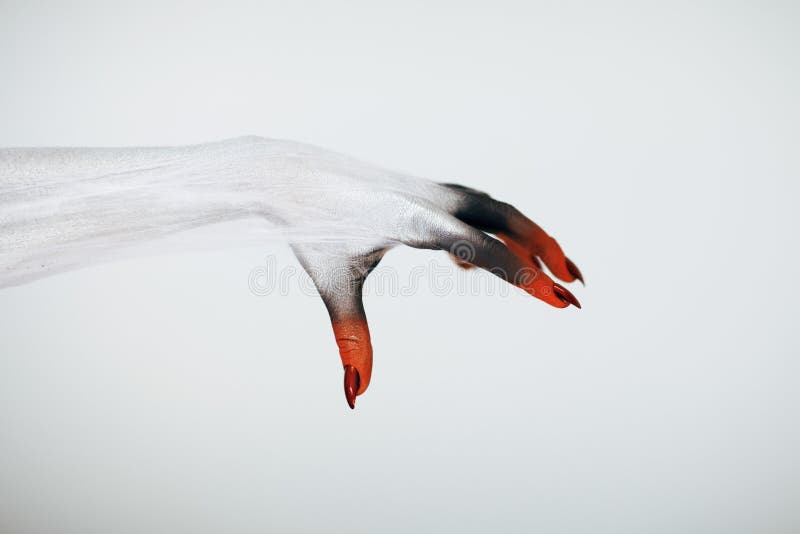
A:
[0, 135, 583, 407]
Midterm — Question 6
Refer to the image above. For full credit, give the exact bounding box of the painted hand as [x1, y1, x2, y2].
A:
[0, 137, 584, 409]
[290, 181, 583, 409]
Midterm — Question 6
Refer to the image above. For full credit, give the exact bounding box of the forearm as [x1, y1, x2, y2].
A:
[0, 138, 280, 286]
[0, 140, 255, 209]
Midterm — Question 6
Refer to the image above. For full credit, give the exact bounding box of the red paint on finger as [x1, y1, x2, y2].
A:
[332, 319, 372, 396]
[499, 230, 579, 284]
[517, 270, 572, 309]
[496, 235, 578, 309]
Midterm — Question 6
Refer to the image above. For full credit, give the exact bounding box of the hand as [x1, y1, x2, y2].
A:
[287, 172, 584, 409]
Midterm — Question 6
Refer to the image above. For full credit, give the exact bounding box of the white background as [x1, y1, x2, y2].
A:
[1, 1, 798, 533]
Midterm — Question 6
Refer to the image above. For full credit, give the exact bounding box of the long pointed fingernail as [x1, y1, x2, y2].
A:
[553, 283, 582, 309]
[343, 365, 360, 409]
[565, 257, 584, 285]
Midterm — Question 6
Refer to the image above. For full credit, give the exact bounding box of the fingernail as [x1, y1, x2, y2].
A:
[553, 283, 582, 309]
[530, 255, 542, 269]
[344, 365, 360, 409]
[565, 257, 584, 285]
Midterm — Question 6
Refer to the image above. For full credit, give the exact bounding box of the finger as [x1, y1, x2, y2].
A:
[402, 206, 579, 309]
[292, 244, 381, 408]
[329, 306, 372, 408]
[439, 183, 583, 284]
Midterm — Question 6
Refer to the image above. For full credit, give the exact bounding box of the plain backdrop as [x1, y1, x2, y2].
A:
[0, 1, 798, 533]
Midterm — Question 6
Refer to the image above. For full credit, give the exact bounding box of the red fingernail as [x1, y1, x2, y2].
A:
[553, 283, 582, 309]
[344, 365, 360, 409]
[565, 257, 584, 285]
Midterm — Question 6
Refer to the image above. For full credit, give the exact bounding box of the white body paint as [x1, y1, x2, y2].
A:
[0, 136, 459, 288]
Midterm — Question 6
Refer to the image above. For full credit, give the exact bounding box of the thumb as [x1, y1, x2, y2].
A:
[327, 303, 373, 408]
[292, 243, 382, 409]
